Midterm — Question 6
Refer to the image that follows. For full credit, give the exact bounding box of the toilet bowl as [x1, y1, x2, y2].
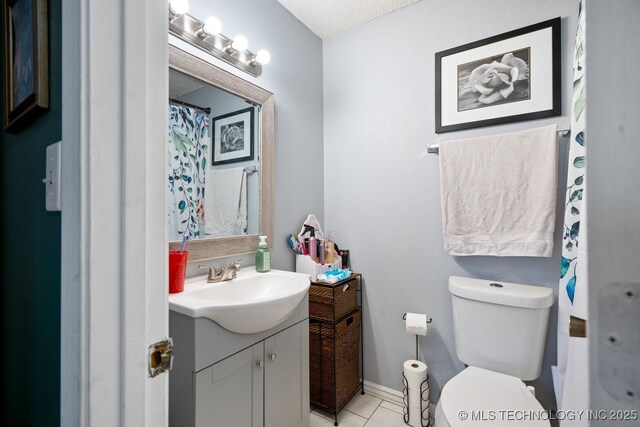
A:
[434, 367, 549, 426]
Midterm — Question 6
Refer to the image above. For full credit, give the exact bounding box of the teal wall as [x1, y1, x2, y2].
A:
[1, 1, 61, 425]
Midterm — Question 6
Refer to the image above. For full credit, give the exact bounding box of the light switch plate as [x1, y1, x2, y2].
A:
[45, 141, 62, 211]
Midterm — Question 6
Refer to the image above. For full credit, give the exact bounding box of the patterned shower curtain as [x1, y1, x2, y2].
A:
[556, 0, 588, 422]
[168, 104, 209, 241]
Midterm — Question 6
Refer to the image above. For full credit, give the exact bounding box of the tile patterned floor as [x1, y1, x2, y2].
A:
[310, 393, 410, 427]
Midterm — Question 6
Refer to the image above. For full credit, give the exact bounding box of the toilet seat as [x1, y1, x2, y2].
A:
[437, 367, 550, 426]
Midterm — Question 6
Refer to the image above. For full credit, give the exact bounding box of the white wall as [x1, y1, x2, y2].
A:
[177, 0, 324, 270]
[323, 0, 578, 408]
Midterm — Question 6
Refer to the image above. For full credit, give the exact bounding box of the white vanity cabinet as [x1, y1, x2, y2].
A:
[169, 296, 309, 427]
[194, 322, 309, 427]
[263, 323, 309, 427]
[195, 343, 264, 427]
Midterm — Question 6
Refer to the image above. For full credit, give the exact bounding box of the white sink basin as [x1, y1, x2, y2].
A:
[169, 269, 310, 334]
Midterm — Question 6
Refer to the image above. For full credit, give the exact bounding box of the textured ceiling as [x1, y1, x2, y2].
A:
[169, 69, 205, 98]
[276, 0, 422, 38]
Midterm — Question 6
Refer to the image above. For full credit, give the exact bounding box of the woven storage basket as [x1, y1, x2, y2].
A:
[309, 309, 361, 412]
[309, 276, 358, 322]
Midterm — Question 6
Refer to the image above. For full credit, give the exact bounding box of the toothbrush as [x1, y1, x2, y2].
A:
[180, 234, 189, 253]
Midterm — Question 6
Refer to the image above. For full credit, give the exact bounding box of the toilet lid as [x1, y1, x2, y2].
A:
[440, 367, 549, 426]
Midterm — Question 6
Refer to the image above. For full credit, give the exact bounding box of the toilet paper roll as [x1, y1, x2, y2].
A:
[404, 360, 429, 427]
[403, 359, 427, 389]
[405, 312, 427, 336]
[408, 404, 428, 427]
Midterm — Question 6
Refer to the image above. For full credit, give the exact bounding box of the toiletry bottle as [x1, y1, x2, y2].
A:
[303, 224, 318, 263]
[309, 232, 317, 262]
[319, 240, 325, 264]
[256, 235, 271, 272]
[325, 239, 335, 264]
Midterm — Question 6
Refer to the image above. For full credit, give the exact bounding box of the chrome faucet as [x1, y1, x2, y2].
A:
[198, 260, 242, 283]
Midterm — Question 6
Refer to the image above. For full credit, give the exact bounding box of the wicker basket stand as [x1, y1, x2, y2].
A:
[309, 274, 364, 426]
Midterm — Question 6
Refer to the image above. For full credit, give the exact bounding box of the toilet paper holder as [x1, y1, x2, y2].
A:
[403, 313, 432, 360]
[402, 313, 432, 323]
[402, 314, 432, 426]
[402, 371, 431, 427]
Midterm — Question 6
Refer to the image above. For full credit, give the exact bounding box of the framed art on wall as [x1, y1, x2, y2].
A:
[211, 107, 255, 165]
[435, 17, 561, 133]
[3, 0, 49, 133]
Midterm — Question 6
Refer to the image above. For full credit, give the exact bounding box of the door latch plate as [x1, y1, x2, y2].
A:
[148, 338, 174, 378]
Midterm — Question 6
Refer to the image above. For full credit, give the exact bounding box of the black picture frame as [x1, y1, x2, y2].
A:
[435, 17, 561, 133]
[211, 107, 255, 166]
[3, 0, 49, 133]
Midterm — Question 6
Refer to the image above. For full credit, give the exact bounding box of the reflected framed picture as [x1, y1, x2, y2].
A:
[211, 107, 255, 165]
[3, 0, 49, 133]
[435, 17, 560, 133]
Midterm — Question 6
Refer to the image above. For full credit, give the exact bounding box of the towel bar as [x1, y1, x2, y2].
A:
[243, 165, 258, 174]
[427, 129, 571, 155]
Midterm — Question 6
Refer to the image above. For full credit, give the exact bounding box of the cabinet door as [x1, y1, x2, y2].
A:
[264, 320, 310, 427]
[195, 343, 264, 427]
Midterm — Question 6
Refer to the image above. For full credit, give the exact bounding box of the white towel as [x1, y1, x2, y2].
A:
[204, 168, 248, 237]
[439, 125, 558, 257]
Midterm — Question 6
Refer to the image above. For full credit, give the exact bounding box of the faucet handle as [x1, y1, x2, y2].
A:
[198, 264, 221, 282]
[230, 259, 242, 270]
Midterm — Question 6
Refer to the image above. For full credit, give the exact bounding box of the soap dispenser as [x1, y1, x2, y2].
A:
[256, 235, 271, 272]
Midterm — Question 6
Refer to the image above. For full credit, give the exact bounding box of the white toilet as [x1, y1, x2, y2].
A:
[435, 276, 555, 426]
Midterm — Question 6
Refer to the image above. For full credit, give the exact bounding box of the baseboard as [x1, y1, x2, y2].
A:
[363, 380, 404, 406]
[363, 379, 438, 420]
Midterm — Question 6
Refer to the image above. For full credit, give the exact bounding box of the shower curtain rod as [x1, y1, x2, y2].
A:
[427, 129, 571, 155]
[169, 98, 212, 115]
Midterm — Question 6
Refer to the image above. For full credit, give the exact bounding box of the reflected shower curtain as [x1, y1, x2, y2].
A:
[168, 104, 209, 241]
[556, 1, 589, 423]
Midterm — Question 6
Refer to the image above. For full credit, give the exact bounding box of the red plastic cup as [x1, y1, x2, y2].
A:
[169, 250, 189, 293]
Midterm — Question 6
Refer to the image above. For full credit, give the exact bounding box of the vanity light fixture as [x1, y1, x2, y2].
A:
[169, 0, 189, 17]
[202, 16, 222, 37]
[168, 4, 270, 77]
[230, 35, 249, 52]
[253, 49, 271, 66]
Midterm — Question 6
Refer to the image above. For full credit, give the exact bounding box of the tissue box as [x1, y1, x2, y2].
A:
[295, 254, 342, 282]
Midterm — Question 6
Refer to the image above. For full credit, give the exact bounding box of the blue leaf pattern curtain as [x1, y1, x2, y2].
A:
[168, 104, 209, 241]
[556, 1, 589, 421]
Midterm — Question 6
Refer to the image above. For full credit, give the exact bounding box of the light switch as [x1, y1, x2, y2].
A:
[44, 141, 62, 211]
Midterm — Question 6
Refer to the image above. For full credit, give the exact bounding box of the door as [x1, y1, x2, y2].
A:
[264, 321, 310, 427]
[195, 343, 264, 427]
[60, 0, 169, 425]
[587, 0, 640, 422]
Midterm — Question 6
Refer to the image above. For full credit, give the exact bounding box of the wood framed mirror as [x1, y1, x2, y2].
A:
[167, 45, 274, 261]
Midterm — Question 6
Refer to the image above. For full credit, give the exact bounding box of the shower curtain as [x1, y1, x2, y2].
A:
[556, 1, 589, 423]
[168, 104, 209, 241]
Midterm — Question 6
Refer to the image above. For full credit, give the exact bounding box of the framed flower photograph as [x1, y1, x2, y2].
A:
[435, 17, 561, 133]
[211, 107, 255, 165]
[3, 0, 49, 133]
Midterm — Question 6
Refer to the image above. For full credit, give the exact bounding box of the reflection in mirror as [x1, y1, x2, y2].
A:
[168, 68, 261, 241]
[167, 45, 274, 262]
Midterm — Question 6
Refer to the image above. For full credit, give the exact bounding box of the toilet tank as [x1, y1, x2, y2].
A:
[449, 276, 554, 380]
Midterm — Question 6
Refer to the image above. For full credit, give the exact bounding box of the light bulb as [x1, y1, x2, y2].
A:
[231, 35, 248, 52]
[202, 16, 222, 36]
[169, 0, 189, 15]
[255, 49, 271, 65]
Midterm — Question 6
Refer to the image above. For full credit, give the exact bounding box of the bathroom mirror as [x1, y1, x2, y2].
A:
[167, 45, 274, 261]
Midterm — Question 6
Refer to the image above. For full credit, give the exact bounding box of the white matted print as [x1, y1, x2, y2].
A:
[436, 18, 561, 133]
[211, 107, 255, 165]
